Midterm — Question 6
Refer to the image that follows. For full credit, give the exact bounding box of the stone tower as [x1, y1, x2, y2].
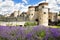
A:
[28, 2, 58, 26]
[38, 2, 48, 26]
[28, 6, 35, 21]
[35, 6, 39, 21]
[18, 10, 21, 16]
[49, 12, 58, 23]
[14, 11, 18, 17]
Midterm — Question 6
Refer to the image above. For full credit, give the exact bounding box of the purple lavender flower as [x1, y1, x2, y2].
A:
[50, 28, 60, 37]
[0, 25, 60, 40]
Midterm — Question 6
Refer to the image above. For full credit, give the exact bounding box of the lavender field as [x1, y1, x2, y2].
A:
[0, 25, 60, 40]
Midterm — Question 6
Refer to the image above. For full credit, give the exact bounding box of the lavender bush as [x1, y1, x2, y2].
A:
[0, 25, 60, 40]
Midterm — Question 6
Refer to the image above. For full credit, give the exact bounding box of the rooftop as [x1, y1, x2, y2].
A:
[28, 6, 35, 8]
[38, 2, 48, 6]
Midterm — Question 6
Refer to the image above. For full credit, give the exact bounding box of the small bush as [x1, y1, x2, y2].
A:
[24, 22, 37, 26]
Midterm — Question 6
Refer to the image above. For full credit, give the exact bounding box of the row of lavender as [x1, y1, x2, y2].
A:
[0, 25, 60, 40]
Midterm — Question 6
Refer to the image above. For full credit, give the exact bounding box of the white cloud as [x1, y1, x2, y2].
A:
[0, 0, 29, 15]
[22, 0, 28, 4]
[34, 0, 60, 13]
[14, 3, 20, 11]
[57, 0, 60, 4]
[0, 0, 60, 15]
[20, 5, 31, 12]
[46, 0, 60, 12]
[0, 0, 14, 15]
[0, 0, 3, 2]
[5, 0, 12, 1]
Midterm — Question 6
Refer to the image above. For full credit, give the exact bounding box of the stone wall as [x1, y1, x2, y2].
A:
[0, 22, 26, 26]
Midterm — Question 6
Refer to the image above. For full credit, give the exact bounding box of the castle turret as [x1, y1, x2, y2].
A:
[18, 10, 21, 16]
[14, 10, 21, 17]
[28, 6, 35, 21]
[49, 12, 58, 22]
[35, 6, 39, 20]
[38, 2, 48, 26]
[14, 11, 18, 17]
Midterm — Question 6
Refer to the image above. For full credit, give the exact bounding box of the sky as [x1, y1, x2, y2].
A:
[0, 0, 60, 15]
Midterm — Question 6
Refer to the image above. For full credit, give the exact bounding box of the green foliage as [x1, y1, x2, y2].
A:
[24, 22, 37, 26]
[56, 37, 60, 40]
[58, 14, 60, 16]
[0, 36, 8, 40]
[47, 37, 55, 40]
[57, 23, 60, 26]
[37, 30, 46, 38]
[17, 38, 21, 40]
[56, 26, 60, 28]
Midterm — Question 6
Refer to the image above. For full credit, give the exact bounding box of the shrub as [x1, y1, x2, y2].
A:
[24, 22, 37, 27]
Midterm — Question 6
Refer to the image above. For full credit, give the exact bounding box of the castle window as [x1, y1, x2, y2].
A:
[31, 14, 33, 15]
[42, 6, 44, 8]
[44, 12, 46, 14]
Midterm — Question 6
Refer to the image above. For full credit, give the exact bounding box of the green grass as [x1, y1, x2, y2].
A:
[50, 26, 60, 28]
[55, 26, 60, 28]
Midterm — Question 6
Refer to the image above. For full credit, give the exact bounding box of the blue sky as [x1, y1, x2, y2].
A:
[0, 0, 60, 15]
[13, 0, 42, 5]
[13, 0, 22, 3]
[13, 0, 60, 13]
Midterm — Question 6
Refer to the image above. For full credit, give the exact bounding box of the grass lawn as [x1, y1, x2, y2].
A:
[50, 26, 60, 28]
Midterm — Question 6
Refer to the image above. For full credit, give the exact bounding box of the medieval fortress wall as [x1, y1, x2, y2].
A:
[0, 2, 58, 26]
[28, 2, 58, 26]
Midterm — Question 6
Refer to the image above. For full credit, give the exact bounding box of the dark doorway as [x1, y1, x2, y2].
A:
[35, 19, 38, 22]
[19, 25, 23, 27]
[48, 19, 51, 25]
[49, 19, 51, 23]
[35, 19, 39, 25]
